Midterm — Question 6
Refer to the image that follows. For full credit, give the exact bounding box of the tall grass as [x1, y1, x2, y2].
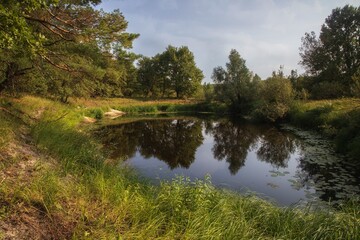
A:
[112, 102, 228, 114]
[289, 98, 360, 160]
[0, 98, 22, 150]
[0, 113, 14, 150]
[2, 96, 359, 239]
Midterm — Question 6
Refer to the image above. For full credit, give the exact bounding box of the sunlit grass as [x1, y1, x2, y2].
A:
[70, 97, 196, 108]
[289, 98, 360, 159]
[69, 96, 227, 115]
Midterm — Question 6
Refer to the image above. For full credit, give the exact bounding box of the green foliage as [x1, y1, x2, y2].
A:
[117, 105, 159, 114]
[335, 110, 360, 159]
[300, 5, 360, 98]
[203, 83, 215, 102]
[0, 0, 139, 100]
[310, 81, 348, 99]
[111, 102, 227, 114]
[212, 49, 260, 113]
[254, 75, 294, 122]
[290, 102, 334, 129]
[165, 45, 204, 98]
[137, 45, 204, 99]
[289, 99, 360, 162]
[351, 69, 360, 97]
[88, 108, 104, 119]
[0, 0, 54, 53]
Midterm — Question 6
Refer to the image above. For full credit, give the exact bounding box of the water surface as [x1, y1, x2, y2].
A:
[95, 116, 360, 206]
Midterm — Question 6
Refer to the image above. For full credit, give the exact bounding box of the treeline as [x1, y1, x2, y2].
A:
[0, 0, 203, 101]
[208, 49, 294, 122]
[205, 4, 359, 121]
[0, 2, 359, 111]
[137, 45, 203, 98]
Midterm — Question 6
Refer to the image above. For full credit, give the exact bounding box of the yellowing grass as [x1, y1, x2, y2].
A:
[299, 98, 360, 113]
[70, 97, 197, 108]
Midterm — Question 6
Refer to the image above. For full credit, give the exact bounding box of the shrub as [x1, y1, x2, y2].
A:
[89, 108, 104, 119]
[335, 109, 360, 158]
[255, 77, 294, 122]
[310, 81, 347, 99]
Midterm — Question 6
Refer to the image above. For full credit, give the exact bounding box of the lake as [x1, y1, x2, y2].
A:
[94, 115, 360, 206]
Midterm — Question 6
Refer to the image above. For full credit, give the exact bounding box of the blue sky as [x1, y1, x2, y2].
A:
[99, 0, 359, 82]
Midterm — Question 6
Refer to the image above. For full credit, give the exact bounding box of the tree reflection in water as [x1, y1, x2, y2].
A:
[94, 122, 141, 160]
[138, 119, 203, 169]
[95, 118, 301, 174]
[206, 120, 259, 174]
[206, 119, 300, 174]
[257, 128, 299, 168]
[94, 119, 203, 169]
[94, 117, 360, 204]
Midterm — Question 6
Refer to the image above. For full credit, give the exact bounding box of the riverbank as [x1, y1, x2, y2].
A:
[0, 96, 359, 239]
[289, 98, 360, 161]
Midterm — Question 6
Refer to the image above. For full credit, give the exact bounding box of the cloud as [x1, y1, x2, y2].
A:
[100, 0, 359, 81]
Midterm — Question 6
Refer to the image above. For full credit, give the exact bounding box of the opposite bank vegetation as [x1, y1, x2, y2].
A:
[0, 95, 359, 239]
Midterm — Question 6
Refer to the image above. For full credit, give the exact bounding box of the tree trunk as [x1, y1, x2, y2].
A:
[0, 62, 18, 93]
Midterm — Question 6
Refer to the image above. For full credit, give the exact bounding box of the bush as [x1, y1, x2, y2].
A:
[89, 108, 104, 119]
[289, 103, 334, 129]
[335, 109, 360, 158]
[255, 77, 294, 122]
[310, 81, 347, 99]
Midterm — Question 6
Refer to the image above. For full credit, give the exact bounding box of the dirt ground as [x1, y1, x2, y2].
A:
[0, 125, 72, 240]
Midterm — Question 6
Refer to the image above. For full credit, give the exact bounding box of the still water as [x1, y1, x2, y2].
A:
[95, 116, 360, 206]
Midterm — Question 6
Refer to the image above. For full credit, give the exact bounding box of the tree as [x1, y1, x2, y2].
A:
[300, 5, 360, 98]
[203, 83, 215, 102]
[116, 49, 140, 97]
[351, 69, 360, 97]
[137, 56, 161, 97]
[212, 49, 258, 113]
[157, 45, 203, 98]
[0, 0, 139, 100]
[255, 72, 294, 122]
[137, 45, 204, 98]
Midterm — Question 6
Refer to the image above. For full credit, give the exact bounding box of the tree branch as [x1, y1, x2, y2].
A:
[39, 22, 70, 41]
[47, 9, 77, 30]
[24, 15, 73, 34]
[40, 54, 73, 72]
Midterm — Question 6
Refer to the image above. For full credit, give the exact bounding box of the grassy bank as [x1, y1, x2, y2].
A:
[289, 98, 360, 160]
[1, 96, 359, 239]
[71, 97, 228, 116]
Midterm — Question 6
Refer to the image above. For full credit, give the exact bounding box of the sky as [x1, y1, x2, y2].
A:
[99, 0, 359, 82]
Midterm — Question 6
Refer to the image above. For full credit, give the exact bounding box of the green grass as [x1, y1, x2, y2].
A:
[289, 98, 360, 160]
[1, 95, 359, 239]
[0, 98, 20, 149]
[113, 102, 228, 115]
